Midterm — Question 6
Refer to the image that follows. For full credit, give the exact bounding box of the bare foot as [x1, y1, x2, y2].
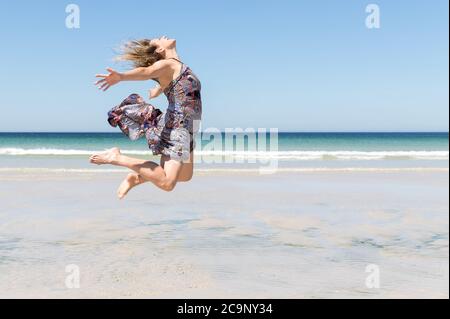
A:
[89, 147, 121, 165]
[117, 173, 145, 200]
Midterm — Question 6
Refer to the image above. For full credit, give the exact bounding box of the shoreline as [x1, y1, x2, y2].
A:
[0, 166, 448, 175]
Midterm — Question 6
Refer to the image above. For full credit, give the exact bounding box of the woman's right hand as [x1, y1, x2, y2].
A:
[95, 68, 123, 91]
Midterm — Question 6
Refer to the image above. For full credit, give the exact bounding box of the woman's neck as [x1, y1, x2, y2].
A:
[164, 48, 180, 60]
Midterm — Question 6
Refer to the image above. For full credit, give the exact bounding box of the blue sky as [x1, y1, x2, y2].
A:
[0, 0, 448, 132]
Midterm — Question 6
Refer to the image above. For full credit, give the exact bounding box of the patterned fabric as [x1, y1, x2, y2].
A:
[107, 63, 202, 162]
[163, 63, 202, 132]
[107, 93, 161, 141]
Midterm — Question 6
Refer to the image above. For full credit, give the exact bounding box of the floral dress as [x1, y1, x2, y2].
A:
[107, 62, 202, 162]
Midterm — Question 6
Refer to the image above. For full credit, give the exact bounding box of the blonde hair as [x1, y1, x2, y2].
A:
[116, 39, 163, 68]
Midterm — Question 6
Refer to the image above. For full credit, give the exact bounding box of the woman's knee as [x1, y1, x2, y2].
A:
[178, 171, 193, 182]
[160, 178, 177, 192]
[178, 163, 194, 182]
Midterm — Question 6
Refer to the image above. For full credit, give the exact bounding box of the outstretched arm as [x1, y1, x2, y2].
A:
[95, 60, 171, 91]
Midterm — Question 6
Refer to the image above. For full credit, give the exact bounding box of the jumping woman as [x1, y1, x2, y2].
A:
[90, 36, 202, 198]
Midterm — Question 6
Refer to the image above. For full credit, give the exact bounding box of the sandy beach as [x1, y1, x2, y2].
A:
[0, 168, 448, 298]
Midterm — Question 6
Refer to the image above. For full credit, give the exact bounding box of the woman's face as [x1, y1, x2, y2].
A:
[151, 36, 176, 56]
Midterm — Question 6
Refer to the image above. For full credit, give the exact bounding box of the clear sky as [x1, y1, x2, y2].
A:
[0, 0, 448, 132]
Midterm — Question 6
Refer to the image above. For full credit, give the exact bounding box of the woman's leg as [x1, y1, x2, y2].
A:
[116, 173, 147, 199]
[162, 151, 194, 182]
[90, 147, 183, 192]
[115, 151, 194, 199]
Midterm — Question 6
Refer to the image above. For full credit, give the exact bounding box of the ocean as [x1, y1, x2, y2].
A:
[0, 132, 448, 172]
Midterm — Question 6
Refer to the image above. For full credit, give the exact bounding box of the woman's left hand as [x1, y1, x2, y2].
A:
[95, 68, 122, 91]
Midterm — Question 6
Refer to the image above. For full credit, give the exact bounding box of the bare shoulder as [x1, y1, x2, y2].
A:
[145, 59, 174, 80]
[151, 59, 182, 85]
[151, 59, 173, 70]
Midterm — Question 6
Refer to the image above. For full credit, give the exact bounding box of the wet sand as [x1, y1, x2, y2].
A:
[0, 169, 448, 298]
